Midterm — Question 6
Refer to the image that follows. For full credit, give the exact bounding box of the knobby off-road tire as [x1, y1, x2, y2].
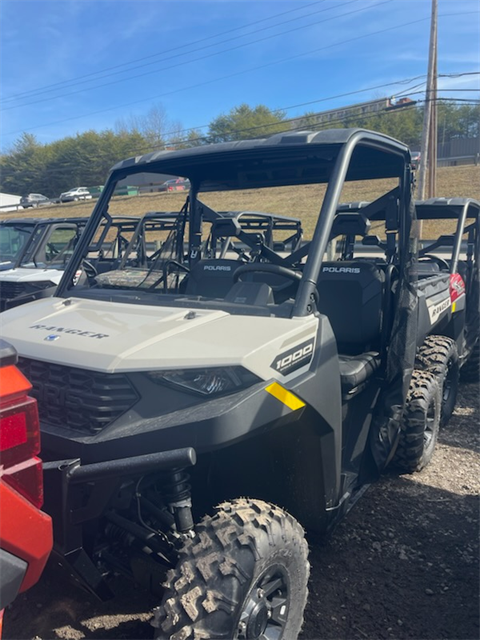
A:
[153, 498, 309, 640]
[392, 370, 441, 473]
[415, 335, 459, 426]
[460, 338, 480, 383]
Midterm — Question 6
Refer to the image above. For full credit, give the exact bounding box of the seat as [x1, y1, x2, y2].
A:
[338, 352, 381, 393]
[317, 261, 385, 393]
[184, 259, 240, 298]
[317, 261, 385, 355]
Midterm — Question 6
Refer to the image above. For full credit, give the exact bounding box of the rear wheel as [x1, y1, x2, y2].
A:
[153, 498, 309, 640]
[415, 336, 459, 426]
[460, 339, 480, 383]
[392, 370, 441, 473]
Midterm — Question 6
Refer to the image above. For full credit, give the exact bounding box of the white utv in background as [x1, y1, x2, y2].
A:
[0, 129, 455, 640]
[0, 217, 87, 311]
[414, 198, 480, 385]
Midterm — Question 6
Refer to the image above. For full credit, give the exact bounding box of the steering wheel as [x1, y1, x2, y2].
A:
[82, 259, 98, 281]
[419, 254, 450, 271]
[163, 259, 190, 276]
[46, 242, 60, 261]
[233, 263, 302, 292]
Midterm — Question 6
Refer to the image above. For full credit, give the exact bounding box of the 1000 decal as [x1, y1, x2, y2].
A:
[272, 337, 315, 375]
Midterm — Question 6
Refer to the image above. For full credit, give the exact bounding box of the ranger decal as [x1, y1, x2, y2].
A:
[426, 297, 450, 325]
[30, 324, 110, 339]
[272, 337, 315, 375]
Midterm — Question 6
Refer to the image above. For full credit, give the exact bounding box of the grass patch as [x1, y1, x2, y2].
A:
[3, 165, 479, 240]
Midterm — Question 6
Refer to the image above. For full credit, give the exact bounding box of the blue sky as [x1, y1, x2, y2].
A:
[1, 0, 479, 151]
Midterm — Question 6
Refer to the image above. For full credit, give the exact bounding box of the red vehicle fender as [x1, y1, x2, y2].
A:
[0, 480, 52, 592]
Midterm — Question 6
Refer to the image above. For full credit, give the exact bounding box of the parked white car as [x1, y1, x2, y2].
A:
[59, 187, 93, 203]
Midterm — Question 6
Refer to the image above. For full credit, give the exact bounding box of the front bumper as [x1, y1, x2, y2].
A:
[41, 447, 197, 601]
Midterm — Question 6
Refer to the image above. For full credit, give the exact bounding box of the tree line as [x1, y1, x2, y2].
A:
[1, 100, 478, 198]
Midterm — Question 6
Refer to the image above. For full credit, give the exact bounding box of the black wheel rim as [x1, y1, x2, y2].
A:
[237, 565, 290, 640]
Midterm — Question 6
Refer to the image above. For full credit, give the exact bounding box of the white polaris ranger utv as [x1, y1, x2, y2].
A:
[0, 217, 87, 310]
[0, 129, 454, 639]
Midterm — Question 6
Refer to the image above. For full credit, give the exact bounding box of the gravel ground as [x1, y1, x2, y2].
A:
[4, 383, 479, 640]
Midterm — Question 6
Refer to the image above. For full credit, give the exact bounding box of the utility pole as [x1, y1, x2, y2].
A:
[428, 42, 438, 197]
[417, 0, 438, 206]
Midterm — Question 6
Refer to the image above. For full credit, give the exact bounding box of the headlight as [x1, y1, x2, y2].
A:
[147, 366, 261, 397]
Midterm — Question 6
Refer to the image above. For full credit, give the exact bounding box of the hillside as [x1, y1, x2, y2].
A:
[2, 164, 479, 239]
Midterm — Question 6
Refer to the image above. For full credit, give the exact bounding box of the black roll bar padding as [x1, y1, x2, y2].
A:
[385, 194, 399, 262]
[381, 264, 397, 359]
[60, 447, 197, 485]
[189, 181, 202, 267]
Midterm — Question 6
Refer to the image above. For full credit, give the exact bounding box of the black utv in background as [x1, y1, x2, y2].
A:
[0, 128, 462, 639]
[415, 198, 480, 385]
[337, 196, 480, 425]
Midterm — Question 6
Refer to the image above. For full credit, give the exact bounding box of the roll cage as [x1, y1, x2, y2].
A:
[415, 198, 480, 275]
[0, 218, 88, 270]
[58, 128, 414, 317]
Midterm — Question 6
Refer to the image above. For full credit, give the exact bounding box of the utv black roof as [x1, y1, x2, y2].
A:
[415, 198, 480, 219]
[110, 129, 410, 190]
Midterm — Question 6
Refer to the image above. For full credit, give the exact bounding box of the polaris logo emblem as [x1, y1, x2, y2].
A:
[45, 335, 60, 342]
[322, 266, 360, 274]
[272, 338, 315, 375]
[203, 265, 232, 272]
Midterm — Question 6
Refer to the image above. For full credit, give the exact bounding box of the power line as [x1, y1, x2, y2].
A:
[10, 0, 472, 102]
[143, 97, 479, 152]
[2, 98, 476, 181]
[2, 71, 478, 151]
[4, 11, 478, 139]
[1, 0, 390, 111]
[86, 73, 479, 148]
[161, 102, 425, 150]
[0, 105, 422, 177]
[2, 0, 326, 102]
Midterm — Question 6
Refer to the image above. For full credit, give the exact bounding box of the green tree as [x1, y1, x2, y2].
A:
[0, 133, 47, 196]
[208, 104, 287, 143]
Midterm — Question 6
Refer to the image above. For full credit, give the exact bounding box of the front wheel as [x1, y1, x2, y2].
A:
[153, 498, 309, 640]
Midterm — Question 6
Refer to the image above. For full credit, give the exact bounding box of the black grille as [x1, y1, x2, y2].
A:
[17, 358, 139, 435]
[0, 282, 27, 302]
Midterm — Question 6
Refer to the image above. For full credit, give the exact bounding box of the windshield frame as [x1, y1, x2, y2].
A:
[57, 129, 413, 317]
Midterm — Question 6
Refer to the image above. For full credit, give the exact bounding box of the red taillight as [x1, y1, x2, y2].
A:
[0, 397, 40, 467]
[0, 365, 43, 508]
